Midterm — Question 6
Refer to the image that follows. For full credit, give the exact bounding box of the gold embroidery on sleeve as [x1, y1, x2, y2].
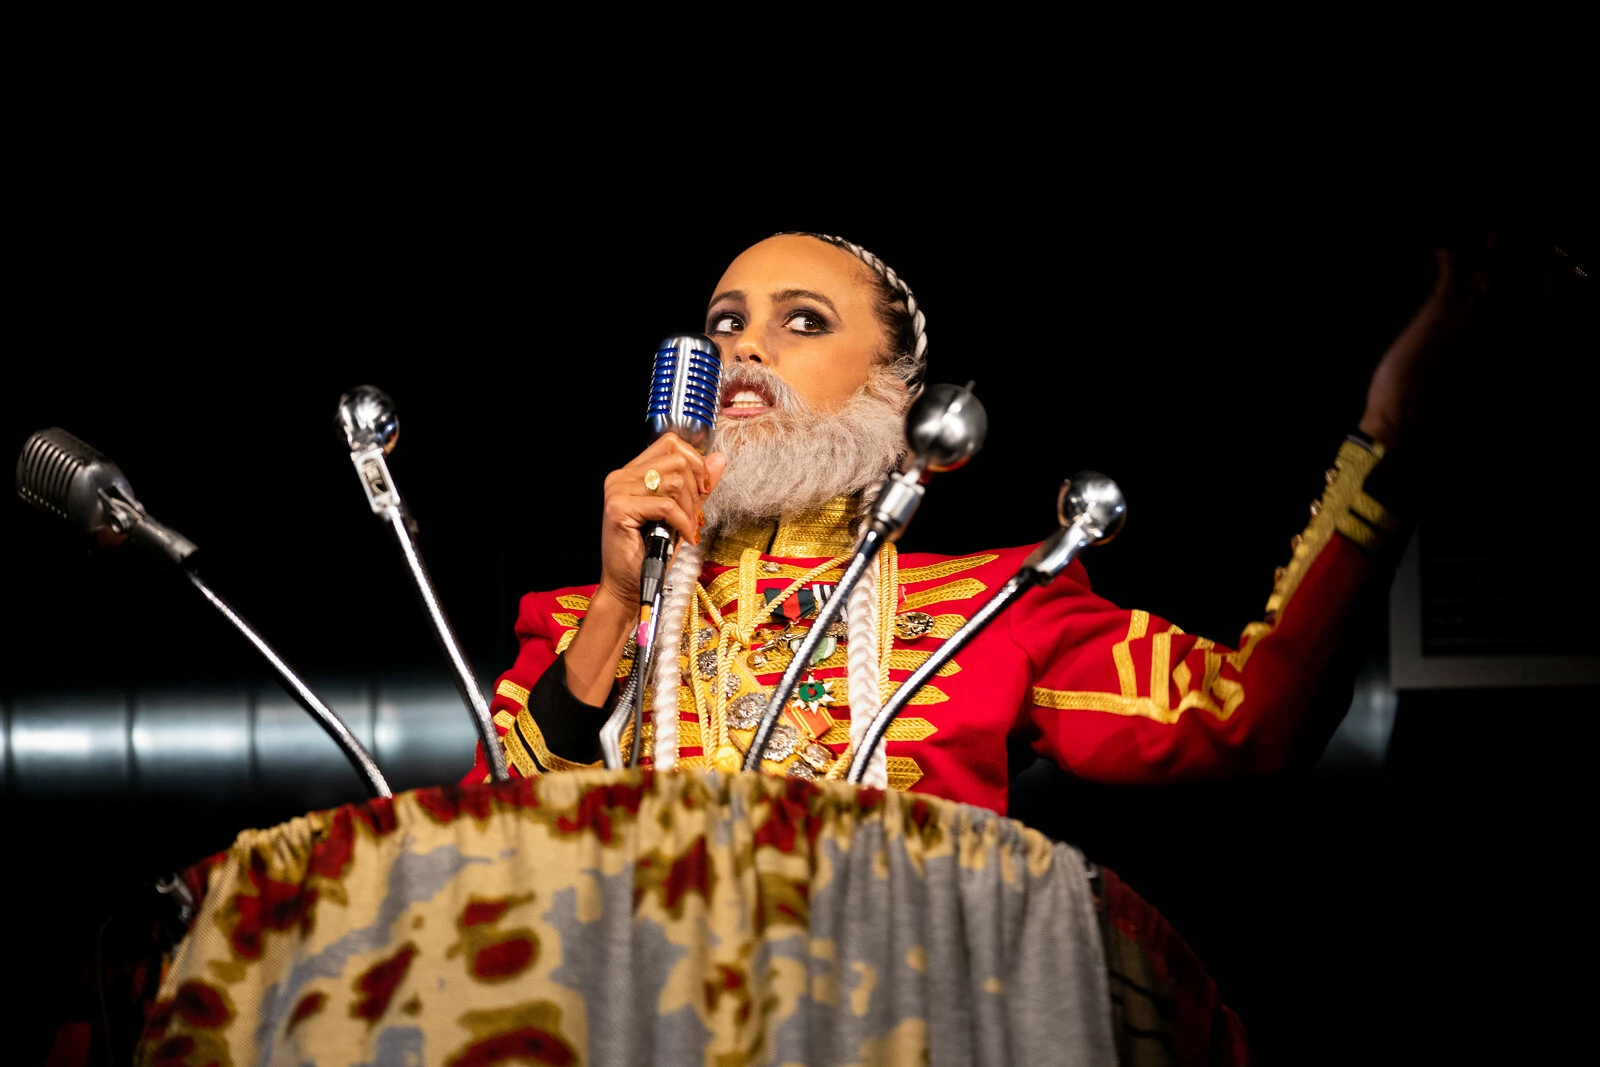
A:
[905, 685, 949, 706]
[493, 710, 516, 730]
[1265, 441, 1385, 620]
[1113, 611, 1149, 698]
[551, 612, 582, 629]
[555, 594, 592, 611]
[496, 679, 531, 706]
[1150, 624, 1182, 713]
[554, 630, 577, 655]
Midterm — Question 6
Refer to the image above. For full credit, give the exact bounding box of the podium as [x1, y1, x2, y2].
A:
[136, 769, 1117, 1066]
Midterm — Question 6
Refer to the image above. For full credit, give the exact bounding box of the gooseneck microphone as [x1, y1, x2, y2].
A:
[846, 472, 1125, 783]
[15, 428, 392, 799]
[743, 383, 988, 773]
[17, 428, 200, 566]
[335, 386, 509, 783]
[602, 334, 723, 770]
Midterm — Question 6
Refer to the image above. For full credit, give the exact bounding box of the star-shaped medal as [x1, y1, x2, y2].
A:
[792, 676, 835, 716]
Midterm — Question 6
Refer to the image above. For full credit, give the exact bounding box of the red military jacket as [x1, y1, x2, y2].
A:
[464, 439, 1400, 815]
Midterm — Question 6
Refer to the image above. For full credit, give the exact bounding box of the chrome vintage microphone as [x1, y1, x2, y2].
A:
[846, 472, 1126, 784]
[743, 383, 987, 773]
[335, 386, 508, 783]
[601, 333, 722, 770]
[15, 428, 392, 798]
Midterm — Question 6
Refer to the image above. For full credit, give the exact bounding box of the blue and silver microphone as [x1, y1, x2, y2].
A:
[604, 334, 722, 769]
[639, 333, 721, 607]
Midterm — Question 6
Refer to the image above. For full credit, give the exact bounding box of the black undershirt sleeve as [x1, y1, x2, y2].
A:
[523, 658, 609, 765]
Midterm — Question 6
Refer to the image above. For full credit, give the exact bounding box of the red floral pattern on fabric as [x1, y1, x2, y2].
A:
[229, 852, 315, 959]
[446, 1027, 577, 1067]
[473, 937, 537, 980]
[352, 942, 419, 1025]
[555, 780, 648, 843]
[286, 991, 326, 1033]
[142, 981, 232, 1045]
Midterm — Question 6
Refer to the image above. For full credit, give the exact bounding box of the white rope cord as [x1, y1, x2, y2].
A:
[840, 549, 889, 788]
[650, 538, 704, 770]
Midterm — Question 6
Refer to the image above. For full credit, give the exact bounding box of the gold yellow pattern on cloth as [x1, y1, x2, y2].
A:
[494, 680, 605, 775]
[706, 494, 860, 563]
[1265, 440, 1387, 620]
[495, 679, 530, 707]
[887, 648, 962, 677]
[137, 771, 1112, 1065]
[886, 756, 925, 790]
[901, 577, 987, 613]
[897, 553, 1000, 584]
[818, 716, 938, 746]
[550, 612, 582, 630]
[555, 594, 591, 611]
[1113, 610, 1150, 698]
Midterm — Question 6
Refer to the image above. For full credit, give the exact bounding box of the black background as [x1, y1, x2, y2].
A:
[2, 97, 1594, 1062]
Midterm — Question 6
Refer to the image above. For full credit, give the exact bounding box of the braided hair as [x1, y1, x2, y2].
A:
[780, 232, 929, 394]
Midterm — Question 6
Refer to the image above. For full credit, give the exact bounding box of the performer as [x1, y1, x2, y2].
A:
[463, 231, 1457, 801]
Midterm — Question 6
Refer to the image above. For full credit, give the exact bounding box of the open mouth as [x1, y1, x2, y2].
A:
[720, 379, 776, 417]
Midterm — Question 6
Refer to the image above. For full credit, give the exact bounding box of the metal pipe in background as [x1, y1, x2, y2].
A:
[1, 678, 479, 806]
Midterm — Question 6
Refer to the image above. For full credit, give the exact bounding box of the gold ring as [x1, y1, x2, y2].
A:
[644, 468, 661, 494]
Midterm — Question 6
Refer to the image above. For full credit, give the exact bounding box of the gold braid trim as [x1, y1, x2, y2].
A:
[494, 678, 606, 775]
[901, 577, 986, 613]
[818, 716, 937, 745]
[924, 614, 968, 640]
[555, 594, 591, 611]
[1265, 440, 1390, 620]
[554, 630, 577, 655]
[885, 756, 924, 791]
[1030, 685, 1243, 725]
[886, 649, 961, 676]
[897, 553, 1000, 584]
[1112, 611, 1150, 698]
[496, 679, 530, 706]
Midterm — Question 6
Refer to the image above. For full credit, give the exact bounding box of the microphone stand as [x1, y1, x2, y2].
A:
[847, 475, 1125, 783]
[379, 504, 507, 782]
[336, 387, 509, 783]
[186, 569, 391, 799]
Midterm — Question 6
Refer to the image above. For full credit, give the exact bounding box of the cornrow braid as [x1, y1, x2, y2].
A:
[779, 232, 928, 394]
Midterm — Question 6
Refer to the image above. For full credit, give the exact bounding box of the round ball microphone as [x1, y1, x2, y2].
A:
[336, 385, 400, 456]
[904, 382, 987, 474]
[1057, 472, 1127, 545]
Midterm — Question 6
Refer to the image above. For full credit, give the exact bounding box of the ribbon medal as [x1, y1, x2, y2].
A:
[792, 676, 835, 716]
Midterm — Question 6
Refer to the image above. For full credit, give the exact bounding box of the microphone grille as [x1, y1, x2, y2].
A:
[646, 334, 722, 452]
[16, 428, 99, 520]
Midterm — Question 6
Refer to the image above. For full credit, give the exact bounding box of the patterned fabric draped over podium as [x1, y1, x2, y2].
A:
[139, 769, 1115, 1065]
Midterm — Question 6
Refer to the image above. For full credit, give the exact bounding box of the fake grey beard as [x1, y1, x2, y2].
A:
[704, 364, 907, 532]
